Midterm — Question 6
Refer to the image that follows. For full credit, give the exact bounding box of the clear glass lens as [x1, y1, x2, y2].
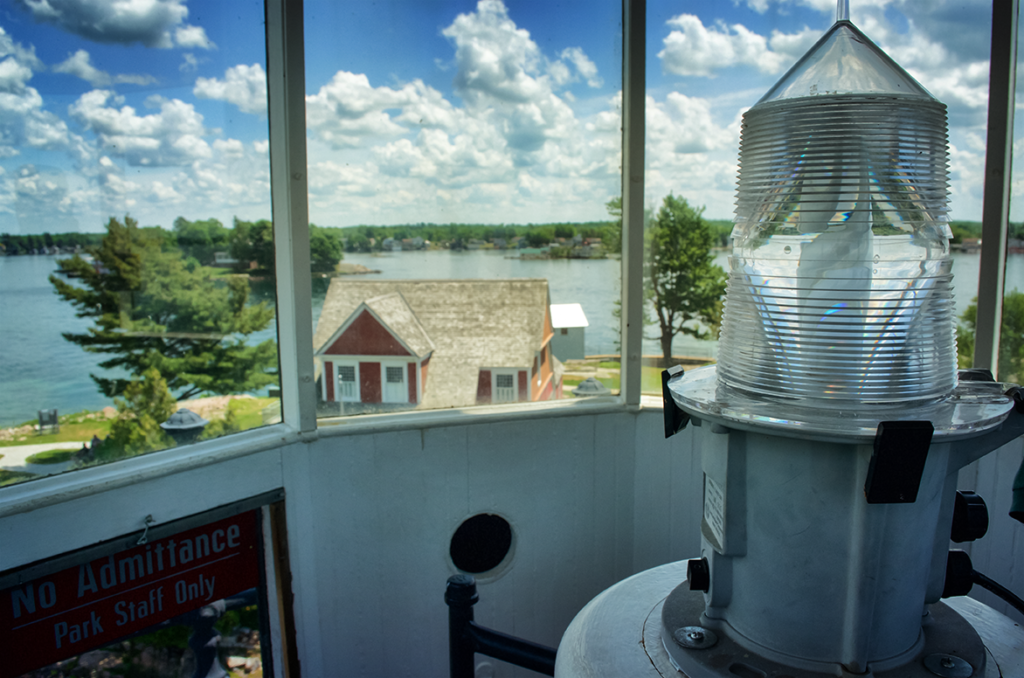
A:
[719, 76, 956, 405]
[759, 22, 930, 103]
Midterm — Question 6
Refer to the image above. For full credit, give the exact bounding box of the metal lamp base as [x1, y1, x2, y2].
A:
[555, 561, 1024, 678]
[661, 584, 985, 678]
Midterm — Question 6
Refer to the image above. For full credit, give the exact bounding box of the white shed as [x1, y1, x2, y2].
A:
[550, 303, 589, 360]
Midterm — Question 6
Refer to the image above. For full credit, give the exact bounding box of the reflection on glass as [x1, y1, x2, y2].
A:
[304, 1, 623, 417]
[0, 1, 277, 487]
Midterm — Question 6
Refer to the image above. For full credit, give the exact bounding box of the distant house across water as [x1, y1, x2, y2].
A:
[313, 279, 563, 415]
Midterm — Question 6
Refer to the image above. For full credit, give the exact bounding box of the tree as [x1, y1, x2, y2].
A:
[97, 367, 177, 460]
[173, 217, 229, 265]
[230, 218, 274, 273]
[957, 290, 1024, 381]
[603, 196, 623, 254]
[309, 224, 344, 273]
[524, 228, 553, 248]
[50, 216, 277, 400]
[645, 194, 727, 361]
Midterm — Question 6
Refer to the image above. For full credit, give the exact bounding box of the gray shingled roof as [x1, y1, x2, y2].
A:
[363, 292, 436, 357]
[314, 279, 551, 409]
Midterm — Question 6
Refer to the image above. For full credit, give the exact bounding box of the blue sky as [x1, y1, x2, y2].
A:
[0, 0, 1007, 234]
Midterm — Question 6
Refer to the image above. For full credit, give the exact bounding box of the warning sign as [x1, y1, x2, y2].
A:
[0, 512, 260, 678]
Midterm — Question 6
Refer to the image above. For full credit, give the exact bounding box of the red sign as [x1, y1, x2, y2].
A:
[0, 512, 260, 678]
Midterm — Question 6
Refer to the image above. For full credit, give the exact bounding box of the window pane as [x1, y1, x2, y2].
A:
[0, 2, 278, 487]
[646, 2, 994, 394]
[305, 1, 622, 418]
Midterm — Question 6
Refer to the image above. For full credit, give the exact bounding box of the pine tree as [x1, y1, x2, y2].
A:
[50, 216, 277, 400]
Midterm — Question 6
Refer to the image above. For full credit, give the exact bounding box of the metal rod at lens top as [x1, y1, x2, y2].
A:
[837, 0, 850, 22]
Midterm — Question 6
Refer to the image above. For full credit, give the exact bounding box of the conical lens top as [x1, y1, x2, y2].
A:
[759, 21, 932, 103]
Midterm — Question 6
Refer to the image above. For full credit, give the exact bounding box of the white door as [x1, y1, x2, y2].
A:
[494, 373, 516, 403]
[384, 365, 406, 402]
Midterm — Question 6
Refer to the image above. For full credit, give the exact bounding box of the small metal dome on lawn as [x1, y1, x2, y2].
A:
[572, 377, 611, 398]
[160, 408, 210, 445]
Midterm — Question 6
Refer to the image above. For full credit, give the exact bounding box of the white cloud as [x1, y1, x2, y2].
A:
[560, 47, 602, 88]
[299, 0, 626, 225]
[69, 90, 211, 166]
[305, 71, 419, 147]
[659, 14, 792, 77]
[0, 30, 71, 157]
[12, 163, 80, 230]
[443, 0, 547, 106]
[175, 25, 214, 50]
[148, 180, 181, 202]
[0, 25, 42, 70]
[767, 26, 821, 60]
[179, 53, 199, 72]
[0, 56, 34, 92]
[213, 138, 244, 158]
[440, 0, 583, 161]
[15, 0, 190, 48]
[53, 49, 157, 87]
[194, 63, 267, 115]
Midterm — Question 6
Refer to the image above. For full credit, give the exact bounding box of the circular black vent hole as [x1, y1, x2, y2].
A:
[450, 514, 513, 574]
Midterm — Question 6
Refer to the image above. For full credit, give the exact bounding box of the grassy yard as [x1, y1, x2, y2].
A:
[0, 410, 113, 447]
[0, 396, 277, 448]
[0, 469, 35, 487]
[228, 396, 277, 430]
[25, 449, 77, 464]
[562, 361, 668, 396]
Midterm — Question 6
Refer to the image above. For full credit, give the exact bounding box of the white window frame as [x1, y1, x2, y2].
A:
[336, 362, 360, 402]
[492, 371, 518, 403]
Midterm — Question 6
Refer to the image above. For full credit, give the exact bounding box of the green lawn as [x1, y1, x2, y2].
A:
[563, 362, 670, 396]
[1, 397, 277, 449]
[0, 411, 113, 447]
[0, 469, 35, 487]
[25, 449, 77, 464]
[229, 397, 277, 430]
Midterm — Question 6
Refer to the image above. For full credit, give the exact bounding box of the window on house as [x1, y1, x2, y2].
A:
[0, 1, 278, 488]
[494, 373, 516, 403]
[305, 0, 622, 420]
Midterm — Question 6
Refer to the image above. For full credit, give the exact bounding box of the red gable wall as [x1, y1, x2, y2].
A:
[476, 371, 491, 405]
[361, 362, 381, 403]
[325, 310, 411, 356]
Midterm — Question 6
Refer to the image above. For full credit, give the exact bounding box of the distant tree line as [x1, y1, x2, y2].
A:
[1, 231, 103, 254]
[338, 220, 620, 253]
[174, 217, 343, 274]
[950, 220, 1024, 243]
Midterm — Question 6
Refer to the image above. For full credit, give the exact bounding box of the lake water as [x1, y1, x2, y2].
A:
[1, 249, 1021, 427]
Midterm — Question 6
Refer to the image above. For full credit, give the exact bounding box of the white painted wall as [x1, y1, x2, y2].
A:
[1, 409, 1020, 677]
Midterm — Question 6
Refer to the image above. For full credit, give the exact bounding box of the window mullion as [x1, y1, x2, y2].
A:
[266, 0, 317, 432]
[620, 0, 646, 407]
[975, 0, 1019, 372]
